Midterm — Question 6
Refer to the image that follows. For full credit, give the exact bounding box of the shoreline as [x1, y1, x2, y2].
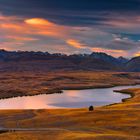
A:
[0, 84, 139, 110]
[0, 71, 139, 100]
[0, 72, 139, 139]
[0, 83, 138, 100]
[114, 89, 135, 103]
[104, 89, 135, 107]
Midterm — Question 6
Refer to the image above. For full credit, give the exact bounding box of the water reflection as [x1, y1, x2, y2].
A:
[0, 85, 139, 109]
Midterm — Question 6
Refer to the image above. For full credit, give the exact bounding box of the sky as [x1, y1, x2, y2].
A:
[0, 0, 140, 57]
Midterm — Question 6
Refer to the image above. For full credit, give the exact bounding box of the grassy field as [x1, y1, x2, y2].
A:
[0, 71, 139, 139]
[0, 88, 140, 139]
[0, 71, 140, 99]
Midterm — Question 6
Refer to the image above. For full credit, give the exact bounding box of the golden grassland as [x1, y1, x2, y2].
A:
[0, 71, 140, 99]
[0, 88, 140, 139]
[0, 71, 139, 139]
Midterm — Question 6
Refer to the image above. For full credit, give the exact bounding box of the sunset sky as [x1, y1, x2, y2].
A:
[0, 0, 140, 57]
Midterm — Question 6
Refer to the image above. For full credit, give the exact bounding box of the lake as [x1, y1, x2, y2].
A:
[0, 85, 139, 109]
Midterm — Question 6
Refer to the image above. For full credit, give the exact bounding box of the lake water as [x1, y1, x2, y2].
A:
[0, 85, 139, 109]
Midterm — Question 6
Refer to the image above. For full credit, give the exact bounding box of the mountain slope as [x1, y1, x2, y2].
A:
[0, 49, 138, 72]
[126, 56, 140, 72]
[90, 52, 119, 64]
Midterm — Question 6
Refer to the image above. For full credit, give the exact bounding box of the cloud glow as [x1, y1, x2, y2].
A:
[0, 11, 140, 57]
[25, 18, 55, 26]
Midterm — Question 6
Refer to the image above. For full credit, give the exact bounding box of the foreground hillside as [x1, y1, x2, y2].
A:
[0, 71, 139, 139]
[0, 88, 140, 139]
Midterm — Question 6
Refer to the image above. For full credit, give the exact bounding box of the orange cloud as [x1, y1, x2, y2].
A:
[1, 16, 69, 38]
[92, 47, 124, 53]
[0, 15, 73, 51]
[66, 39, 127, 57]
[1, 23, 25, 31]
[134, 52, 140, 57]
[0, 14, 19, 21]
[6, 36, 39, 41]
[0, 42, 23, 51]
[25, 18, 71, 38]
[91, 47, 126, 57]
[25, 18, 55, 26]
[66, 39, 86, 49]
[0, 14, 133, 57]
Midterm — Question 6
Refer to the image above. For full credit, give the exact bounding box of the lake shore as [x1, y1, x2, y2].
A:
[0, 85, 137, 109]
[0, 88, 140, 139]
[0, 71, 140, 99]
[0, 71, 139, 139]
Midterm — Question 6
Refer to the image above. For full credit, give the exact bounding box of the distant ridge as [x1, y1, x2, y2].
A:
[0, 49, 139, 72]
[125, 56, 140, 72]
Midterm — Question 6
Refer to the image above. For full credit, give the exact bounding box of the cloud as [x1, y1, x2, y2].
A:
[25, 18, 55, 26]
[0, 11, 140, 57]
[66, 39, 87, 49]
[6, 36, 39, 41]
[135, 52, 140, 57]
[106, 38, 138, 51]
[0, 15, 68, 39]
[91, 47, 126, 57]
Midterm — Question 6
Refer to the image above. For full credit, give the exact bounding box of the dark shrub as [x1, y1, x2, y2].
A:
[89, 106, 94, 111]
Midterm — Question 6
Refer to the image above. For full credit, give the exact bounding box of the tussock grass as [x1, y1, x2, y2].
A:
[0, 71, 140, 139]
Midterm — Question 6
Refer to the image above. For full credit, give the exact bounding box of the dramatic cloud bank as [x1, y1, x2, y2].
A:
[0, 0, 140, 57]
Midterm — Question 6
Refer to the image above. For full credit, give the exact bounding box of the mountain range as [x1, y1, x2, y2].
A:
[0, 49, 139, 72]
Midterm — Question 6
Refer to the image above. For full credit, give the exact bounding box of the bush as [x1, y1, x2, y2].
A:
[89, 106, 94, 111]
